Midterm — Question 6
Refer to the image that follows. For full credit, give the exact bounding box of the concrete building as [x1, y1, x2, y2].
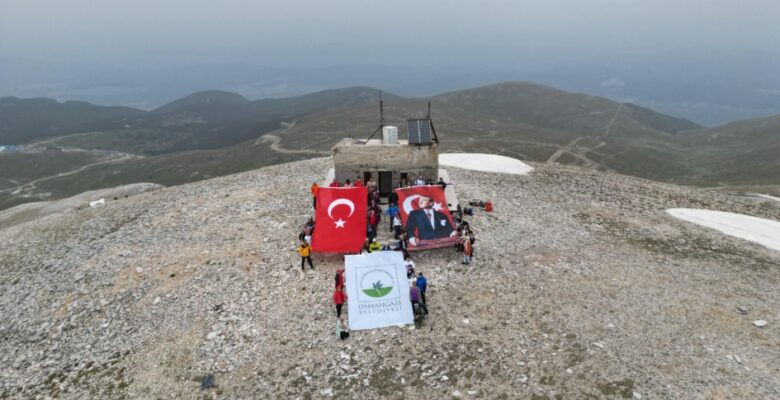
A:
[332, 124, 439, 195]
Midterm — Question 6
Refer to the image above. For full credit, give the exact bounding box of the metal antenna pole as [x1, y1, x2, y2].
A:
[356, 90, 386, 144]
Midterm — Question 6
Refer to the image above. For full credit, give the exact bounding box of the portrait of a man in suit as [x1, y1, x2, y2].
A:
[405, 195, 456, 246]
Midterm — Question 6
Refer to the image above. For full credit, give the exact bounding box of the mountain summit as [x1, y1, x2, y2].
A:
[1, 157, 778, 398]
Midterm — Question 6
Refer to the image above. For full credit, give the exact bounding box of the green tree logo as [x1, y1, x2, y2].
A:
[363, 280, 393, 298]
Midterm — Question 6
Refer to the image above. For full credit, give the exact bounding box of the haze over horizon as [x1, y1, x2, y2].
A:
[1, 0, 779, 125]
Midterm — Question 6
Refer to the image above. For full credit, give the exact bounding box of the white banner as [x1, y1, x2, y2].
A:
[345, 252, 414, 330]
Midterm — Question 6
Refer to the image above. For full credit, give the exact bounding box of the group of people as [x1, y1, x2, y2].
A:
[297, 217, 316, 270]
[454, 217, 476, 265]
[330, 255, 431, 340]
[404, 256, 429, 317]
[301, 176, 478, 341]
[399, 176, 448, 189]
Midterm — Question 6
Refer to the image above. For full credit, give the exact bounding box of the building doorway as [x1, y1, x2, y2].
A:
[400, 172, 408, 187]
[363, 171, 372, 185]
[378, 171, 393, 196]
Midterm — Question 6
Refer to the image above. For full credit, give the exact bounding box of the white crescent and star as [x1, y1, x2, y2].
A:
[402, 194, 421, 215]
[327, 198, 355, 228]
[402, 194, 444, 214]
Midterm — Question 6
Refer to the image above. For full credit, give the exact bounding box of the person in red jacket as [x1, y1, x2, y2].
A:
[310, 182, 319, 209]
[333, 285, 348, 317]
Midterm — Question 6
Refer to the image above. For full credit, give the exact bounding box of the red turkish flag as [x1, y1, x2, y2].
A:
[396, 186, 458, 250]
[312, 187, 368, 253]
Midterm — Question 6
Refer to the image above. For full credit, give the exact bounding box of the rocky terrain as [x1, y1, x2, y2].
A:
[0, 183, 163, 230]
[1, 157, 779, 399]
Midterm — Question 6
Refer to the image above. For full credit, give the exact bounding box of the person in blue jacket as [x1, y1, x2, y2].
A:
[416, 272, 428, 305]
[385, 203, 400, 232]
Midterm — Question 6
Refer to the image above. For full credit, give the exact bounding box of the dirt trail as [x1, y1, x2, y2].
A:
[4, 154, 142, 195]
[254, 121, 329, 156]
[604, 103, 624, 137]
[546, 103, 622, 167]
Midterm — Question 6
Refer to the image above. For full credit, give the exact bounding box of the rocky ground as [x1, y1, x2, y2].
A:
[1, 157, 778, 399]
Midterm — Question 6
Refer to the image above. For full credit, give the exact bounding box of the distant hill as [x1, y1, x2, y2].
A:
[152, 90, 250, 114]
[672, 114, 780, 185]
[0, 82, 777, 212]
[432, 82, 700, 136]
[0, 86, 388, 154]
[272, 82, 706, 181]
[0, 97, 144, 144]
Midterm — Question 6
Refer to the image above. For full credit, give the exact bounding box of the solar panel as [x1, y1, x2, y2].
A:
[407, 119, 432, 144]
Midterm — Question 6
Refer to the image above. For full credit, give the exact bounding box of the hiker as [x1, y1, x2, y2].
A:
[462, 235, 472, 265]
[310, 182, 319, 209]
[416, 272, 428, 305]
[333, 285, 347, 317]
[388, 190, 399, 206]
[468, 231, 476, 259]
[336, 314, 350, 340]
[392, 214, 402, 239]
[335, 267, 345, 288]
[355, 177, 364, 187]
[385, 203, 400, 232]
[437, 177, 447, 190]
[410, 280, 428, 315]
[368, 209, 379, 235]
[368, 238, 382, 253]
[455, 226, 466, 252]
[298, 240, 314, 270]
[301, 217, 314, 244]
[329, 179, 340, 188]
[404, 256, 416, 279]
[345, 179, 353, 187]
[399, 230, 409, 258]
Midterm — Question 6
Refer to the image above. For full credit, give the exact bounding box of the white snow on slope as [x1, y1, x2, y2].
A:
[666, 208, 780, 252]
[755, 193, 780, 203]
[439, 153, 533, 175]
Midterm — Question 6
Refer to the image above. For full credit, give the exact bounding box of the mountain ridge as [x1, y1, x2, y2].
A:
[1, 82, 778, 212]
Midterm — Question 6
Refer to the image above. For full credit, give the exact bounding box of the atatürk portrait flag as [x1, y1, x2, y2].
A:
[395, 185, 458, 250]
[312, 187, 368, 253]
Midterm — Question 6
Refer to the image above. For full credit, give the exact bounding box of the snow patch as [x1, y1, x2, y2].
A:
[439, 153, 533, 175]
[755, 193, 780, 203]
[666, 208, 780, 252]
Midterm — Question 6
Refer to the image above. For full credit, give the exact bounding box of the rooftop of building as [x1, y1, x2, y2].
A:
[335, 138, 412, 147]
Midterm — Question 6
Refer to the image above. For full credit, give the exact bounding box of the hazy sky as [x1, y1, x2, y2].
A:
[2, 0, 778, 67]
